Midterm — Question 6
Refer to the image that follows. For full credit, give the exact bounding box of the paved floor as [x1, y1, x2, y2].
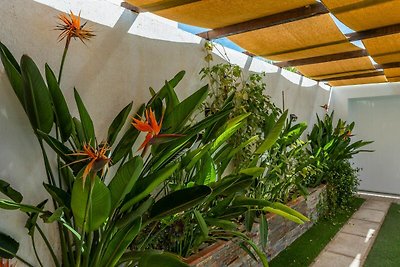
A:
[311, 198, 391, 267]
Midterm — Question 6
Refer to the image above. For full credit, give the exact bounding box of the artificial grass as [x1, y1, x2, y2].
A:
[269, 197, 365, 267]
[364, 203, 400, 267]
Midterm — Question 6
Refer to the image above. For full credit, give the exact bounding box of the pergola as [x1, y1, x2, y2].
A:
[122, 0, 400, 86]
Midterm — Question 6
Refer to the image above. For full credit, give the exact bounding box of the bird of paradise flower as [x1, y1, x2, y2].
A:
[132, 107, 183, 154]
[55, 11, 95, 83]
[67, 142, 111, 186]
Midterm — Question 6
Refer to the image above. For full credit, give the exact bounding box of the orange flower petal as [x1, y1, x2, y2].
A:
[137, 133, 153, 151]
[132, 119, 153, 132]
[149, 109, 161, 134]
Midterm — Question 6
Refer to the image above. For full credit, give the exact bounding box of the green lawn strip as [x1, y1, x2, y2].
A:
[364, 203, 400, 267]
[269, 197, 365, 267]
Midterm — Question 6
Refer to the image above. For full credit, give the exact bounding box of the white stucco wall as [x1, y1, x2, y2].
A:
[0, 0, 329, 265]
[330, 83, 400, 195]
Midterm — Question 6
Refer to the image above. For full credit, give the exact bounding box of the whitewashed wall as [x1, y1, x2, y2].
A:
[0, 0, 329, 265]
[330, 83, 400, 195]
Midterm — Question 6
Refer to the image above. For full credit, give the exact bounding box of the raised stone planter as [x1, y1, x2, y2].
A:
[185, 185, 326, 267]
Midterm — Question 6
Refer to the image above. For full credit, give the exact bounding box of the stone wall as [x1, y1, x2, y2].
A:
[186, 185, 326, 267]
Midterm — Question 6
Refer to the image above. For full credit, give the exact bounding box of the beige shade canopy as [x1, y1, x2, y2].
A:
[297, 56, 375, 79]
[329, 76, 387, 87]
[229, 14, 360, 61]
[124, 0, 400, 86]
[322, 0, 400, 31]
[362, 34, 400, 64]
[384, 67, 400, 78]
[125, 0, 316, 28]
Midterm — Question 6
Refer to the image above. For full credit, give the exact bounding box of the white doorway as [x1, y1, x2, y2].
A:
[349, 95, 400, 195]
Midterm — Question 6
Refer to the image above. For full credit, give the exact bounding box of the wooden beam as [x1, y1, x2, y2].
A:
[346, 23, 400, 41]
[275, 49, 369, 67]
[122, 0, 200, 13]
[321, 71, 385, 82]
[121, 2, 142, 13]
[197, 3, 328, 40]
[375, 62, 400, 69]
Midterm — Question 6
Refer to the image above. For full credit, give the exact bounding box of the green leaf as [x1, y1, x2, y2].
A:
[72, 117, 85, 146]
[270, 202, 309, 222]
[0, 43, 25, 108]
[107, 102, 133, 146]
[163, 85, 209, 133]
[244, 239, 269, 267]
[205, 218, 236, 230]
[25, 200, 47, 236]
[0, 232, 19, 259]
[181, 144, 211, 170]
[150, 185, 212, 219]
[112, 104, 145, 163]
[20, 55, 54, 133]
[116, 197, 154, 228]
[210, 113, 250, 153]
[147, 71, 185, 107]
[74, 88, 95, 146]
[71, 176, 111, 232]
[194, 210, 209, 237]
[37, 130, 74, 164]
[226, 135, 259, 159]
[264, 207, 304, 224]
[121, 162, 180, 212]
[239, 242, 258, 262]
[255, 110, 288, 154]
[100, 218, 142, 267]
[197, 152, 216, 185]
[43, 183, 71, 208]
[164, 80, 180, 115]
[41, 207, 65, 223]
[260, 214, 268, 249]
[119, 250, 189, 267]
[45, 64, 72, 142]
[0, 199, 44, 213]
[239, 167, 265, 177]
[0, 179, 23, 203]
[108, 156, 143, 211]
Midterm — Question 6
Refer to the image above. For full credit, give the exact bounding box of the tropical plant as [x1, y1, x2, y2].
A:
[0, 39, 219, 266]
[306, 112, 372, 215]
[142, 108, 310, 263]
[306, 112, 372, 187]
[252, 114, 317, 203]
[0, 41, 309, 267]
[200, 57, 281, 169]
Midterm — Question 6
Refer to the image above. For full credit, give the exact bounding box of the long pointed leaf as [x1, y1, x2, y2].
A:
[255, 110, 288, 154]
[107, 102, 133, 146]
[45, 64, 72, 141]
[20, 55, 54, 133]
[149, 185, 211, 219]
[74, 88, 95, 146]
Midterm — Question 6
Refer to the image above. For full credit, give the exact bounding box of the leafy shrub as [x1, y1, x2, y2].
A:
[307, 112, 372, 216]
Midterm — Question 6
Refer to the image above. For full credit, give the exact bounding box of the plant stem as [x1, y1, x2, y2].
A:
[75, 180, 94, 267]
[58, 41, 69, 84]
[63, 226, 75, 266]
[82, 230, 93, 267]
[37, 136, 56, 186]
[14, 254, 35, 267]
[36, 224, 61, 267]
[31, 234, 44, 267]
